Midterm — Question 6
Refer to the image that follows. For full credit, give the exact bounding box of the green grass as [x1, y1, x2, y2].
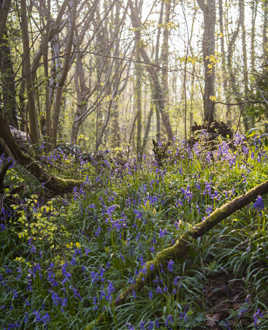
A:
[0, 139, 267, 329]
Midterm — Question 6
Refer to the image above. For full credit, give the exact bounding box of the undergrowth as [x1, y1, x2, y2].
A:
[0, 133, 267, 329]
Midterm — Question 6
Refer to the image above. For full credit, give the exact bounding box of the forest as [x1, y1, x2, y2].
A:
[0, 0, 268, 329]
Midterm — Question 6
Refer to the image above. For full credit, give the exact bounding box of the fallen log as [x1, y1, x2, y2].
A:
[0, 116, 83, 195]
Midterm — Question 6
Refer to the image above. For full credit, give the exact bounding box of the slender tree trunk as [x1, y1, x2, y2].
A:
[0, 0, 11, 35]
[51, 0, 77, 147]
[154, 0, 164, 141]
[197, 0, 216, 124]
[263, 0, 268, 132]
[110, 1, 122, 149]
[20, 0, 40, 144]
[134, 2, 143, 161]
[226, 1, 246, 131]
[71, 51, 88, 145]
[141, 101, 154, 155]
[160, 0, 171, 138]
[135, 51, 142, 161]
[0, 30, 17, 127]
[250, 0, 258, 72]
[240, 0, 250, 130]
[219, 0, 231, 126]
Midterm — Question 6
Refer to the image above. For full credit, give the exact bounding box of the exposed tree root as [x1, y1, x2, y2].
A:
[87, 179, 268, 328]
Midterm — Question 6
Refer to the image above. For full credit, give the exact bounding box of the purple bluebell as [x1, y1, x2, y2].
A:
[167, 259, 174, 272]
[165, 315, 173, 327]
[253, 196, 264, 210]
[253, 309, 264, 327]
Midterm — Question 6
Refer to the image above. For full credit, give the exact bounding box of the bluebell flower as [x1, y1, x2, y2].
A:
[32, 263, 41, 278]
[95, 226, 101, 237]
[7, 322, 20, 329]
[167, 259, 174, 272]
[50, 290, 61, 306]
[71, 286, 81, 300]
[165, 314, 173, 327]
[106, 205, 117, 217]
[181, 186, 192, 202]
[132, 290, 136, 298]
[47, 268, 58, 287]
[61, 263, 71, 284]
[33, 310, 41, 322]
[159, 228, 167, 238]
[206, 206, 213, 215]
[173, 276, 180, 286]
[107, 281, 114, 295]
[155, 319, 160, 328]
[148, 320, 154, 330]
[41, 313, 50, 325]
[139, 321, 145, 329]
[156, 286, 162, 294]
[70, 256, 76, 265]
[253, 309, 264, 327]
[253, 196, 264, 210]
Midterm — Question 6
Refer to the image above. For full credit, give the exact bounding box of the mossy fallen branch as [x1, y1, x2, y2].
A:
[0, 117, 83, 195]
[87, 179, 268, 328]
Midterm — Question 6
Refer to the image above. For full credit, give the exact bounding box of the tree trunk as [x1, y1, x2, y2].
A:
[160, 0, 171, 138]
[20, 0, 40, 144]
[154, 0, 164, 141]
[240, 0, 251, 130]
[219, 0, 231, 126]
[197, 0, 216, 123]
[0, 30, 18, 127]
[134, 3, 143, 161]
[263, 0, 268, 133]
[51, 0, 77, 147]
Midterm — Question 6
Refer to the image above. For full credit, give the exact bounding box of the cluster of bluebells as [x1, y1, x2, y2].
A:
[1, 131, 267, 329]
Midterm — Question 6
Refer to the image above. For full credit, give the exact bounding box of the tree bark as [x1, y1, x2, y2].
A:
[197, 0, 216, 123]
[0, 0, 11, 36]
[262, 0, 268, 132]
[240, 0, 251, 130]
[160, 0, 171, 138]
[219, 0, 231, 126]
[0, 29, 18, 127]
[20, 0, 40, 144]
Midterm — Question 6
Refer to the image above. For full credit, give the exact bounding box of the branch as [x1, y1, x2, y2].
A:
[215, 100, 264, 107]
[196, 0, 207, 12]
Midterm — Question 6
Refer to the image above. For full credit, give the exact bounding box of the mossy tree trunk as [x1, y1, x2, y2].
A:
[0, 116, 83, 195]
